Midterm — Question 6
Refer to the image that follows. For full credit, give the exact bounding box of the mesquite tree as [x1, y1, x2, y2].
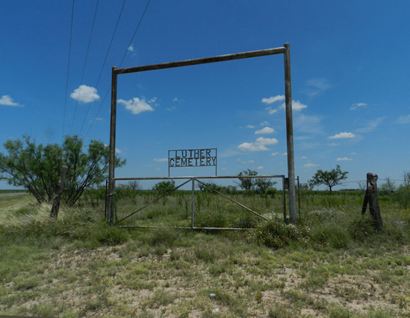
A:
[309, 165, 348, 192]
[0, 136, 125, 218]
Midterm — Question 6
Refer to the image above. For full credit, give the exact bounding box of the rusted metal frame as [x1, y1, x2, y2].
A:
[195, 179, 269, 221]
[107, 68, 117, 224]
[116, 178, 192, 224]
[118, 225, 250, 231]
[113, 174, 284, 181]
[283, 44, 297, 224]
[113, 47, 286, 75]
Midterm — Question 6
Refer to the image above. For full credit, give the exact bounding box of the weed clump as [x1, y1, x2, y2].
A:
[255, 220, 309, 249]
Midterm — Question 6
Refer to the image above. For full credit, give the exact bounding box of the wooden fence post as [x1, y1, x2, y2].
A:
[361, 172, 383, 231]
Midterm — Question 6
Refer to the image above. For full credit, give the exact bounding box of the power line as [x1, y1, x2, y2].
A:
[70, 0, 101, 135]
[81, 0, 152, 141]
[94, 0, 126, 88]
[77, 0, 127, 138]
[62, 0, 76, 141]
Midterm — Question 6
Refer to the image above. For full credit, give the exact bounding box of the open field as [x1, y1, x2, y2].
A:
[0, 191, 409, 317]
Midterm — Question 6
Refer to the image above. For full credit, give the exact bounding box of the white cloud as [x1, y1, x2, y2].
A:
[115, 148, 122, 154]
[396, 114, 410, 124]
[238, 142, 268, 152]
[256, 166, 264, 170]
[255, 126, 274, 135]
[305, 78, 331, 96]
[337, 157, 352, 161]
[261, 95, 285, 105]
[70, 85, 100, 103]
[256, 137, 278, 145]
[0, 95, 20, 106]
[238, 137, 278, 152]
[245, 124, 255, 129]
[301, 155, 308, 160]
[351, 102, 367, 110]
[154, 158, 168, 163]
[128, 45, 134, 52]
[304, 163, 319, 168]
[329, 132, 355, 139]
[280, 100, 307, 112]
[272, 152, 279, 157]
[118, 97, 155, 115]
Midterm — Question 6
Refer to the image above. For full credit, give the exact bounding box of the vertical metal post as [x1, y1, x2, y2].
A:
[191, 178, 196, 228]
[282, 176, 287, 223]
[283, 43, 297, 224]
[106, 67, 118, 225]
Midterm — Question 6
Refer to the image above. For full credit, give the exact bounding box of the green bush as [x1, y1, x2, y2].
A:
[255, 220, 309, 249]
[93, 223, 129, 246]
[143, 227, 178, 247]
[310, 223, 351, 249]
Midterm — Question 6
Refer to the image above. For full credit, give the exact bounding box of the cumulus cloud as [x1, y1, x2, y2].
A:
[128, 45, 134, 52]
[238, 137, 278, 152]
[0, 95, 20, 106]
[351, 102, 367, 110]
[337, 157, 352, 161]
[255, 126, 274, 135]
[280, 100, 307, 112]
[245, 124, 255, 129]
[118, 97, 155, 115]
[267, 108, 278, 115]
[261, 95, 285, 105]
[70, 85, 100, 103]
[396, 114, 410, 124]
[329, 132, 355, 139]
[238, 142, 268, 152]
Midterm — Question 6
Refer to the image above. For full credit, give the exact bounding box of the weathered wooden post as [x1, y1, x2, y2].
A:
[106, 67, 118, 225]
[361, 172, 383, 231]
[283, 43, 297, 224]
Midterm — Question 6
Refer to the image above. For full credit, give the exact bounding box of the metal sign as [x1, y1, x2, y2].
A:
[168, 148, 217, 176]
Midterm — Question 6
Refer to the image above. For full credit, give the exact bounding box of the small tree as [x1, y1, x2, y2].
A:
[0, 135, 125, 218]
[254, 178, 276, 195]
[238, 169, 258, 191]
[380, 177, 396, 193]
[309, 165, 348, 192]
[153, 180, 176, 196]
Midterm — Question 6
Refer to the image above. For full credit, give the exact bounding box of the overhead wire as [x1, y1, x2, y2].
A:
[81, 0, 152, 141]
[62, 0, 76, 141]
[77, 0, 127, 138]
[70, 0, 101, 135]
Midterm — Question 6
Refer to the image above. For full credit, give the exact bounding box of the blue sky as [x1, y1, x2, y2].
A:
[1, 0, 410, 189]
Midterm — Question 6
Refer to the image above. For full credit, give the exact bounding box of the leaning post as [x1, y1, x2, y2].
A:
[106, 67, 118, 225]
[283, 43, 297, 224]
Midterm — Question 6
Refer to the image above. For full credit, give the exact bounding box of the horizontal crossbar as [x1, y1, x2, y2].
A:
[113, 175, 285, 181]
[114, 46, 286, 75]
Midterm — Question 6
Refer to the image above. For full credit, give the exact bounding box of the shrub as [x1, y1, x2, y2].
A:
[93, 223, 129, 246]
[255, 220, 309, 249]
[143, 227, 178, 247]
[310, 223, 351, 249]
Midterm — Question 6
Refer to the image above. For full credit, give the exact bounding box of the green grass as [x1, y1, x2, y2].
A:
[0, 190, 409, 317]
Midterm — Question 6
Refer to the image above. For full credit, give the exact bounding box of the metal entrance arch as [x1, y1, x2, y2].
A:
[105, 44, 297, 224]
